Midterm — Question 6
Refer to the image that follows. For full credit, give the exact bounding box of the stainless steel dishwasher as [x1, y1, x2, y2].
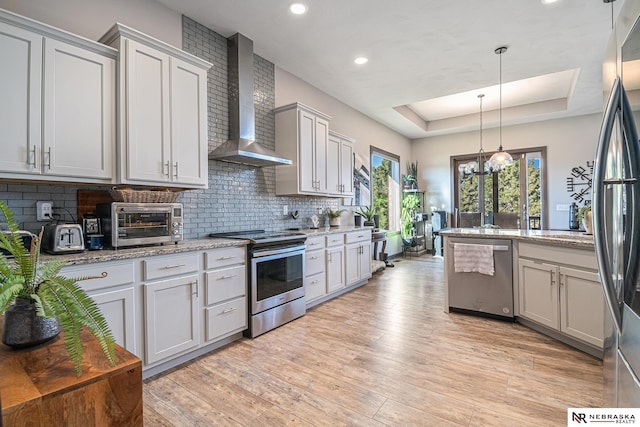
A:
[446, 237, 514, 320]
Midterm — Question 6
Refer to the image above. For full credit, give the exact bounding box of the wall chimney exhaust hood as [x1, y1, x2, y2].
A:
[209, 33, 292, 167]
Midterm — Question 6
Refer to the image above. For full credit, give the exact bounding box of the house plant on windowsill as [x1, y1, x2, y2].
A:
[325, 208, 346, 227]
[0, 201, 116, 376]
[355, 206, 376, 227]
[578, 205, 593, 235]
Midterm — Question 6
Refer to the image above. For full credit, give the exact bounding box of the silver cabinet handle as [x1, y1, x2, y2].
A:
[45, 146, 52, 170]
[164, 161, 171, 177]
[310, 280, 320, 285]
[309, 255, 320, 260]
[218, 274, 237, 280]
[222, 307, 236, 314]
[559, 273, 564, 287]
[174, 161, 179, 178]
[550, 270, 555, 285]
[192, 280, 198, 297]
[28, 145, 37, 167]
[218, 256, 236, 260]
[161, 263, 186, 269]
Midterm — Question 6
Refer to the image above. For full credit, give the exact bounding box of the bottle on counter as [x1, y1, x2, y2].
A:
[569, 202, 579, 230]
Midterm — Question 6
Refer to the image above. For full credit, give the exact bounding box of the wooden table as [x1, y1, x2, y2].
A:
[371, 229, 387, 260]
[0, 324, 142, 426]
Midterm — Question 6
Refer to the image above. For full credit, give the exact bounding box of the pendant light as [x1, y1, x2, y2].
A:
[487, 46, 513, 172]
[458, 94, 489, 177]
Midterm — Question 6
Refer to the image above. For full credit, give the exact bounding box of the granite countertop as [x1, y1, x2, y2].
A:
[41, 238, 248, 266]
[43, 226, 372, 266]
[296, 226, 374, 237]
[439, 228, 594, 249]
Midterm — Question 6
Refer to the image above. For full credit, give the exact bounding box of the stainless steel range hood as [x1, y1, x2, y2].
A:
[209, 33, 292, 167]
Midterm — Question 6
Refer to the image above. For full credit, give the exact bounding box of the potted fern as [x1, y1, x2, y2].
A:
[0, 201, 116, 376]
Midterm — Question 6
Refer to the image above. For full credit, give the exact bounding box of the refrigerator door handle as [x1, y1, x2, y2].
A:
[594, 77, 640, 335]
[594, 77, 624, 334]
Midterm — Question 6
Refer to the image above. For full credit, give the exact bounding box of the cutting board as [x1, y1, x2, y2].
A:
[77, 190, 113, 221]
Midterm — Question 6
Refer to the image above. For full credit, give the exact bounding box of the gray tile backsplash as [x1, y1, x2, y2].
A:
[0, 16, 339, 237]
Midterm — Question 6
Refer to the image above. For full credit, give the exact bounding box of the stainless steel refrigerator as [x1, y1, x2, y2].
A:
[593, 0, 640, 407]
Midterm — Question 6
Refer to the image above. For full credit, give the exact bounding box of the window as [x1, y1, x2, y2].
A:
[370, 147, 400, 231]
[452, 147, 546, 229]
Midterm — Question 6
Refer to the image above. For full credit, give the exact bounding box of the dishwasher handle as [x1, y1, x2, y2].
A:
[448, 243, 510, 251]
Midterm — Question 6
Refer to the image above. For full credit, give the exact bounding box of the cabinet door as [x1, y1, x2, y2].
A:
[170, 56, 207, 186]
[43, 38, 114, 180]
[345, 243, 361, 286]
[327, 246, 346, 293]
[340, 140, 354, 196]
[315, 116, 329, 193]
[518, 259, 559, 329]
[124, 39, 171, 184]
[359, 243, 372, 280]
[298, 110, 316, 193]
[306, 271, 327, 302]
[90, 287, 137, 356]
[0, 22, 42, 174]
[144, 274, 199, 365]
[559, 266, 605, 347]
[326, 134, 341, 195]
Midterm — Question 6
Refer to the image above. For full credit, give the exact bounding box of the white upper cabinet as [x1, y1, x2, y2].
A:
[100, 24, 211, 189]
[0, 9, 116, 183]
[328, 130, 354, 197]
[275, 103, 333, 196]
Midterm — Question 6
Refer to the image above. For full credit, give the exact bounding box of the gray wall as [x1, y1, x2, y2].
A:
[0, 17, 340, 237]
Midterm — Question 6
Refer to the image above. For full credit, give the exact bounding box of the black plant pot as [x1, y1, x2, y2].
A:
[2, 298, 60, 348]
[373, 215, 380, 229]
[363, 220, 375, 227]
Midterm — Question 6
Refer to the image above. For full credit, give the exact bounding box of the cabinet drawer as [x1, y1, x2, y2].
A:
[519, 242, 597, 270]
[144, 253, 199, 281]
[204, 247, 246, 269]
[305, 250, 325, 276]
[205, 298, 247, 342]
[305, 236, 325, 251]
[306, 271, 326, 302]
[345, 230, 371, 244]
[62, 261, 135, 292]
[326, 233, 344, 247]
[205, 265, 246, 306]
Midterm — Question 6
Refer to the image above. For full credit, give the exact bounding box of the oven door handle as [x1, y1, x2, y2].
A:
[251, 244, 306, 258]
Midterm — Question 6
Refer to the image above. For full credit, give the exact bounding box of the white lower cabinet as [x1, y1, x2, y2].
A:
[305, 236, 327, 302]
[61, 260, 138, 356]
[326, 245, 346, 293]
[144, 273, 200, 365]
[345, 230, 372, 285]
[518, 243, 605, 349]
[203, 247, 247, 342]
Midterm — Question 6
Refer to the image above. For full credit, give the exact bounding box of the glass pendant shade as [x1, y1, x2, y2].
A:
[487, 149, 513, 172]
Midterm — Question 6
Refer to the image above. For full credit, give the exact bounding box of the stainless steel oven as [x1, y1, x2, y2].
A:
[210, 230, 306, 337]
[250, 243, 305, 337]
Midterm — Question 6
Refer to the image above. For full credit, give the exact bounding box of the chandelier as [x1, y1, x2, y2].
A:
[487, 46, 513, 172]
[458, 94, 490, 177]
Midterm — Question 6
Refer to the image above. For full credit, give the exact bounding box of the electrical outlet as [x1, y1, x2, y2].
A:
[556, 204, 570, 211]
[36, 201, 53, 221]
[283, 205, 288, 216]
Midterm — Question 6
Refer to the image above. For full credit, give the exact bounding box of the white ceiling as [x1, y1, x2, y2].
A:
[153, 0, 622, 139]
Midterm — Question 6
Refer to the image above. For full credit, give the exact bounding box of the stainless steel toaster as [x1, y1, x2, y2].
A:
[41, 223, 85, 254]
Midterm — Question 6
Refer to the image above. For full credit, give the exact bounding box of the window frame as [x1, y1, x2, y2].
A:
[450, 146, 548, 229]
[370, 145, 401, 233]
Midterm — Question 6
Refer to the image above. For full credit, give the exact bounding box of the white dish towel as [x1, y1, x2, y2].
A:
[453, 243, 495, 276]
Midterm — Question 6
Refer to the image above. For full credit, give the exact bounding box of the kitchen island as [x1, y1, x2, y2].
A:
[440, 228, 604, 357]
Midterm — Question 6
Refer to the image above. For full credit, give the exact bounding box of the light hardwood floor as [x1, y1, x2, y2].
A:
[143, 256, 604, 426]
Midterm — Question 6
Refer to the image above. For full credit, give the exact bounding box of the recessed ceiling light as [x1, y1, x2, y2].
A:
[289, 3, 307, 14]
[354, 57, 369, 65]
[541, 0, 559, 4]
